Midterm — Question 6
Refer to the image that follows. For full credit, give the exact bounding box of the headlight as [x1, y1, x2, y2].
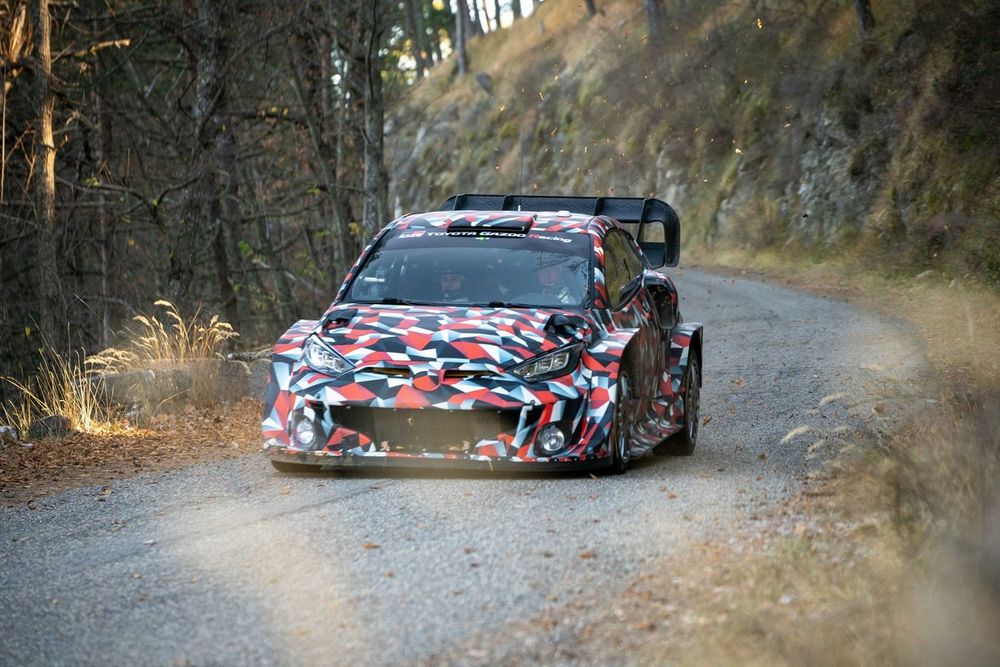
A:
[304, 335, 353, 375]
[510, 343, 583, 382]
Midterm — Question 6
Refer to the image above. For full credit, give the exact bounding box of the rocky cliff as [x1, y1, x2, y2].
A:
[387, 0, 999, 282]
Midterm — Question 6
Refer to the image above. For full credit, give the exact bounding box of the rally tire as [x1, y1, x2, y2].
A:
[662, 355, 700, 456]
[606, 363, 634, 475]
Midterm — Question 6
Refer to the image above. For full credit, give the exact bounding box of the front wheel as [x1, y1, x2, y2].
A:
[606, 367, 633, 475]
[661, 356, 700, 456]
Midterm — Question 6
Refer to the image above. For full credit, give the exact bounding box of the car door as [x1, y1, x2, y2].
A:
[604, 228, 662, 411]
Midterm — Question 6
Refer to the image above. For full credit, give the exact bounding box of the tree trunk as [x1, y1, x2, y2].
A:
[493, 0, 502, 30]
[855, 0, 875, 35]
[94, 57, 116, 348]
[361, 1, 388, 239]
[644, 0, 667, 38]
[412, 0, 432, 69]
[468, 0, 482, 36]
[454, 0, 468, 75]
[30, 0, 59, 340]
[179, 0, 239, 328]
[510, 0, 522, 21]
[585, 0, 596, 17]
[402, 0, 427, 77]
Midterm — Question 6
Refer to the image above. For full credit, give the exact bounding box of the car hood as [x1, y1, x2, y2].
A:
[315, 303, 591, 369]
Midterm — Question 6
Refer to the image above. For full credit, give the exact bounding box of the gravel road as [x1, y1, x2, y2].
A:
[0, 270, 924, 666]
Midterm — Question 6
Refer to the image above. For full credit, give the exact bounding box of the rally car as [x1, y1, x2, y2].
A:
[262, 194, 703, 474]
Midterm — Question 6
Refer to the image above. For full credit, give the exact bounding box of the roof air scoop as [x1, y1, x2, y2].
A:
[446, 213, 535, 235]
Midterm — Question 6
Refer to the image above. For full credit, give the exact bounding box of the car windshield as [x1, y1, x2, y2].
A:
[345, 228, 592, 308]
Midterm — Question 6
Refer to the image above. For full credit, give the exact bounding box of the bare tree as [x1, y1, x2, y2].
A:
[454, 0, 468, 75]
[30, 0, 59, 337]
[510, 0, 522, 21]
[855, 0, 875, 35]
[644, 0, 667, 36]
[467, 0, 483, 36]
[361, 1, 389, 238]
[403, 0, 429, 77]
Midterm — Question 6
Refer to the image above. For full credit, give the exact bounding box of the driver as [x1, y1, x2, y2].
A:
[537, 263, 579, 305]
[438, 269, 468, 302]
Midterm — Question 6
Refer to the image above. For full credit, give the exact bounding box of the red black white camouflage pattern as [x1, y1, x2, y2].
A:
[262, 209, 703, 470]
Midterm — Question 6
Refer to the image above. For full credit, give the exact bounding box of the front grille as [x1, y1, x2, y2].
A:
[330, 406, 519, 452]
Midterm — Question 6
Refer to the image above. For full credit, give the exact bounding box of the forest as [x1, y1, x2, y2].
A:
[2, 0, 996, 383]
[2, 2, 999, 663]
[1, 0, 548, 384]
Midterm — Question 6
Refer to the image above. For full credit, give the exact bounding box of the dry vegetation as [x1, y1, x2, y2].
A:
[0, 398, 262, 506]
[88, 300, 239, 374]
[0, 301, 252, 504]
[653, 249, 1000, 665]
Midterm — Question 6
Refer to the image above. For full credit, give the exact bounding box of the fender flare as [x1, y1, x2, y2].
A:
[583, 327, 642, 379]
[671, 321, 703, 387]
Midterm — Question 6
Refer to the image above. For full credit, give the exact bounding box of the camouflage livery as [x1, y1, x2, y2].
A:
[263, 208, 703, 471]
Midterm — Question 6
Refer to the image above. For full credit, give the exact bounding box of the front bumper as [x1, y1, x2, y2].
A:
[267, 447, 612, 472]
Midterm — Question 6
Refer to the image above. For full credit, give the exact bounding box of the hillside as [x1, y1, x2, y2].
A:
[388, 0, 999, 283]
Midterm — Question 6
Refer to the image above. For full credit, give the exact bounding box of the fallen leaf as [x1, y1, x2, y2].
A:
[781, 426, 812, 444]
[362, 542, 380, 550]
[819, 392, 846, 406]
[702, 415, 712, 426]
[579, 550, 597, 560]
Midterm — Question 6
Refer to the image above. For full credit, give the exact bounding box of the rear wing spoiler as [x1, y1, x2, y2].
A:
[441, 193, 680, 267]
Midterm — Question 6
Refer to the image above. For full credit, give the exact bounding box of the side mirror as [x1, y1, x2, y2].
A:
[638, 218, 680, 268]
[640, 241, 666, 269]
[644, 275, 677, 329]
[657, 298, 677, 329]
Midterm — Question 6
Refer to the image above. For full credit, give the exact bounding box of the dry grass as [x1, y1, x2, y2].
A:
[88, 299, 238, 374]
[1, 300, 239, 437]
[671, 247, 1000, 665]
[0, 349, 119, 435]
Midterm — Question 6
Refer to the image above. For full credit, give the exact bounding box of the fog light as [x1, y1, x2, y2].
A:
[293, 418, 317, 449]
[537, 424, 566, 455]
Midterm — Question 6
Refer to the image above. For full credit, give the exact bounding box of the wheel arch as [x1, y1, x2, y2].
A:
[671, 322, 704, 387]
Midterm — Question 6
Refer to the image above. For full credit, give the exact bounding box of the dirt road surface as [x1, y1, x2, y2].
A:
[0, 270, 924, 665]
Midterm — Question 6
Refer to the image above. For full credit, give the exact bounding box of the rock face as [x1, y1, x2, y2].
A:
[217, 360, 251, 399]
[249, 360, 271, 402]
[28, 415, 71, 440]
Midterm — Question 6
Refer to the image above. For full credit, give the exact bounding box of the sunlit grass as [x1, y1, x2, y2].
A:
[88, 299, 238, 374]
[1, 301, 239, 437]
[0, 349, 119, 436]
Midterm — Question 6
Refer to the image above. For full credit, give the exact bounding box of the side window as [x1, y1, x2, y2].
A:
[620, 231, 645, 278]
[602, 231, 628, 309]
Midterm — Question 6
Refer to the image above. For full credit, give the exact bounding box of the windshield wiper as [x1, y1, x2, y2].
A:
[486, 301, 537, 309]
[369, 297, 417, 305]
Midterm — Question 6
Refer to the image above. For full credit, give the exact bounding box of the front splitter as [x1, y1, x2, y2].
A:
[267, 448, 612, 472]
